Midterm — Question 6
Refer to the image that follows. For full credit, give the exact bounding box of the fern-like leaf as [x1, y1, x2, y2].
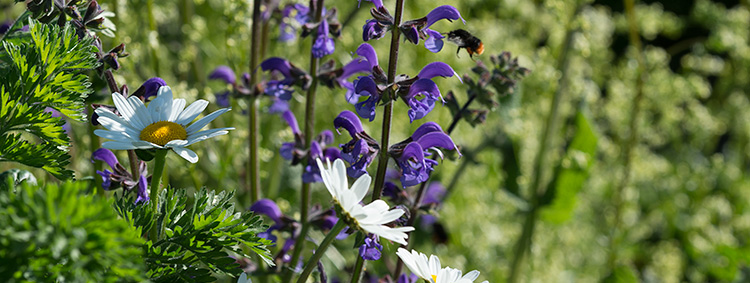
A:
[0, 19, 98, 179]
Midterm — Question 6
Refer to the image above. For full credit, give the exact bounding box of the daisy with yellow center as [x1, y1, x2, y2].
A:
[397, 248, 488, 283]
[94, 86, 233, 163]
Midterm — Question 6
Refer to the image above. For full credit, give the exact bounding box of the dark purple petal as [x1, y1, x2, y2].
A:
[268, 98, 290, 113]
[406, 78, 442, 101]
[356, 96, 379, 122]
[420, 214, 438, 228]
[422, 182, 446, 205]
[425, 5, 465, 28]
[356, 43, 379, 69]
[312, 20, 335, 58]
[281, 110, 301, 135]
[397, 274, 419, 283]
[355, 76, 379, 98]
[405, 79, 442, 122]
[399, 143, 429, 187]
[292, 4, 311, 24]
[208, 66, 236, 85]
[280, 142, 295, 160]
[358, 0, 383, 8]
[333, 110, 364, 137]
[302, 164, 323, 183]
[344, 81, 360, 104]
[140, 77, 167, 101]
[97, 169, 113, 190]
[215, 91, 231, 108]
[323, 147, 341, 161]
[250, 199, 283, 224]
[135, 175, 149, 204]
[279, 22, 297, 42]
[416, 132, 458, 152]
[339, 59, 372, 81]
[321, 214, 338, 231]
[317, 130, 335, 146]
[265, 80, 294, 100]
[417, 62, 459, 81]
[362, 20, 387, 41]
[0, 21, 11, 34]
[403, 26, 419, 44]
[309, 141, 323, 159]
[423, 28, 445, 53]
[341, 139, 368, 164]
[280, 237, 295, 262]
[382, 181, 401, 201]
[92, 148, 119, 169]
[358, 237, 383, 261]
[411, 121, 444, 140]
[261, 57, 293, 78]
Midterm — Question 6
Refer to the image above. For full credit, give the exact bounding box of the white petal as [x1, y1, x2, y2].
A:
[429, 255, 442, 277]
[317, 159, 337, 198]
[111, 92, 140, 128]
[185, 108, 230, 134]
[128, 96, 153, 126]
[350, 174, 371, 203]
[148, 86, 173, 122]
[169, 98, 186, 122]
[172, 146, 199, 163]
[101, 141, 138, 150]
[175, 100, 209, 125]
[460, 270, 480, 282]
[94, 129, 134, 142]
[331, 159, 348, 196]
[164, 139, 188, 147]
[187, 127, 233, 141]
[95, 108, 141, 138]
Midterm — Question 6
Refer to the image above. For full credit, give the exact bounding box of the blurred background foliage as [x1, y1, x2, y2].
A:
[3, 0, 750, 281]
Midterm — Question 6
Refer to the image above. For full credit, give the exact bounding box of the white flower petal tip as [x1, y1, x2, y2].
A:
[95, 86, 232, 163]
[317, 158, 413, 245]
[397, 248, 486, 283]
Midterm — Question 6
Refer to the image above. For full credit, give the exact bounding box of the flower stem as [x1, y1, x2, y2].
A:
[148, 149, 168, 241]
[146, 0, 160, 76]
[507, 3, 581, 282]
[284, 0, 325, 281]
[247, 0, 263, 203]
[350, 254, 366, 283]
[295, 220, 346, 283]
[371, 0, 405, 202]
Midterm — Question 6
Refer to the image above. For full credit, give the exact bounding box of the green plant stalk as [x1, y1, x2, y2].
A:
[88, 121, 103, 194]
[507, 3, 580, 282]
[247, 0, 263, 203]
[295, 220, 347, 283]
[350, 253, 366, 283]
[607, 0, 645, 271]
[148, 149, 168, 241]
[371, 0, 405, 202]
[283, 0, 326, 281]
[146, 0, 160, 76]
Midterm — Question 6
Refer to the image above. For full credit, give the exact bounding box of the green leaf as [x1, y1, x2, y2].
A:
[0, 19, 98, 180]
[540, 110, 598, 223]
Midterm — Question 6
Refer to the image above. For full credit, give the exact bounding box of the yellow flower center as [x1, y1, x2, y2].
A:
[139, 121, 187, 146]
[432, 275, 437, 283]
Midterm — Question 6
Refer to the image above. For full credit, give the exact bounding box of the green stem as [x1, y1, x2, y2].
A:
[148, 149, 168, 241]
[350, 254, 366, 283]
[247, 0, 263, 202]
[295, 220, 346, 283]
[608, 0, 645, 271]
[146, 0, 160, 76]
[507, 3, 581, 282]
[284, 0, 325, 281]
[371, 0, 405, 202]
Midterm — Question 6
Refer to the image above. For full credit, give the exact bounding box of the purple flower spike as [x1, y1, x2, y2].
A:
[356, 43, 380, 70]
[397, 274, 419, 283]
[312, 20, 335, 58]
[134, 77, 167, 102]
[135, 175, 150, 204]
[92, 148, 119, 169]
[317, 130, 335, 145]
[97, 169, 113, 190]
[425, 5, 465, 28]
[404, 79, 442, 122]
[422, 182, 446, 206]
[282, 110, 301, 135]
[363, 19, 387, 41]
[208, 66, 236, 85]
[423, 29, 445, 53]
[417, 62, 462, 82]
[359, 236, 383, 261]
[250, 199, 283, 225]
[354, 76, 382, 121]
[334, 110, 364, 137]
[391, 122, 459, 187]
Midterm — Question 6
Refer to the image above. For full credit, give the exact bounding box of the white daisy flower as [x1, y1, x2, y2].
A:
[94, 86, 233, 163]
[397, 248, 488, 283]
[316, 158, 415, 245]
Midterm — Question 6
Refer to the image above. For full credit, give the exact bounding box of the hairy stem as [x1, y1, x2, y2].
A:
[295, 220, 346, 283]
[148, 149, 168, 241]
[247, 0, 263, 203]
[371, 0, 405, 202]
[607, 0, 645, 271]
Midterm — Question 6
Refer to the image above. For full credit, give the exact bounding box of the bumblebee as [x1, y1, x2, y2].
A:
[445, 29, 484, 59]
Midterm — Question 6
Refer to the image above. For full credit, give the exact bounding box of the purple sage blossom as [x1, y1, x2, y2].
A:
[389, 122, 460, 187]
[399, 5, 465, 52]
[358, 235, 383, 261]
[312, 19, 335, 58]
[91, 148, 149, 203]
[397, 274, 419, 283]
[333, 111, 380, 178]
[279, 110, 339, 183]
[260, 57, 311, 100]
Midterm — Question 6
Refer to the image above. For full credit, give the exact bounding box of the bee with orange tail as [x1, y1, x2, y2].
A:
[445, 29, 484, 59]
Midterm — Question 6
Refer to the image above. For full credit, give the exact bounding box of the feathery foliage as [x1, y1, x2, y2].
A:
[0, 19, 98, 180]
